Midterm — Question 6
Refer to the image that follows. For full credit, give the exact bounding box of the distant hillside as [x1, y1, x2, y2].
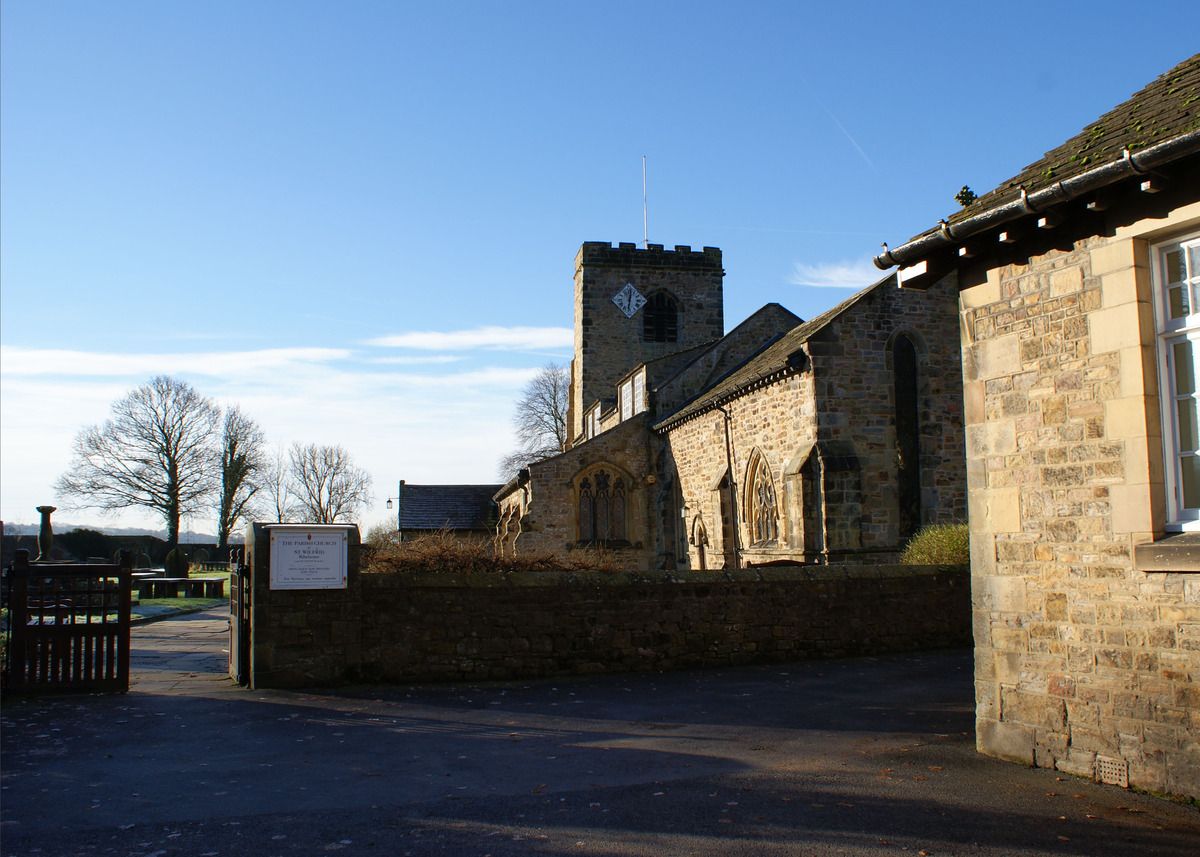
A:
[1, 520, 222, 541]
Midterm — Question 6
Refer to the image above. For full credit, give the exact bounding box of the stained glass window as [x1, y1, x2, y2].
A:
[577, 469, 628, 542]
[746, 453, 778, 546]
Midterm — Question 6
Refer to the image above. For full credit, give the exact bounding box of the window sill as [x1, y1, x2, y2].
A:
[1134, 533, 1200, 572]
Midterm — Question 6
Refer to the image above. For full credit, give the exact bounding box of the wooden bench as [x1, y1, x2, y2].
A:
[137, 576, 226, 599]
[193, 561, 232, 574]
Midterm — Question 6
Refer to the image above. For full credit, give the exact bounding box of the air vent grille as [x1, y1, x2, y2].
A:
[1096, 756, 1129, 788]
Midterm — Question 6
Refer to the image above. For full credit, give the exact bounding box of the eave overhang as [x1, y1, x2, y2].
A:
[874, 129, 1200, 288]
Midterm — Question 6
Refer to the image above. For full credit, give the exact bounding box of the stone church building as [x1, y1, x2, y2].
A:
[495, 240, 967, 570]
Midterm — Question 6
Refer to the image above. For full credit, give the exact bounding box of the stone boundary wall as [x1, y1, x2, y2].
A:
[249, 563, 970, 688]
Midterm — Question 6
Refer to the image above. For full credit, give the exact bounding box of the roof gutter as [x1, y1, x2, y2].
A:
[493, 468, 529, 503]
[874, 128, 1200, 270]
[652, 359, 803, 434]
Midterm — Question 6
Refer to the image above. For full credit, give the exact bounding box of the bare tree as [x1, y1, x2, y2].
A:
[365, 518, 400, 547]
[55, 376, 220, 548]
[287, 442, 373, 523]
[498, 362, 570, 480]
[215, 406, 267, 548]
[261, 444, 295, 523]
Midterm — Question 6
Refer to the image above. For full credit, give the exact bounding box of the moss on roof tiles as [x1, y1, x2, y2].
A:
[946, 53, 1200, 225]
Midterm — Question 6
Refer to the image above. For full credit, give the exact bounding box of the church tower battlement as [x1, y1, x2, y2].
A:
[571, 242, 724, 442]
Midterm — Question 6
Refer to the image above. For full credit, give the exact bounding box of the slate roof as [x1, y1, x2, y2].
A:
[951, 53, 1200, 221]
[877, 53, 1200, 269]
[654, 275, 891, 430]
[639, 342, 716, 388]
[653, 303, 802, 393]
[397, 484, 501, 532]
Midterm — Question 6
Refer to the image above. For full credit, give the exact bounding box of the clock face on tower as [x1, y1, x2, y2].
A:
[612, 283, 647, 318]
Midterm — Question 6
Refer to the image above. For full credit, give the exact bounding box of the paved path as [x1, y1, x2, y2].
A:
[2, 607, 1197, 856]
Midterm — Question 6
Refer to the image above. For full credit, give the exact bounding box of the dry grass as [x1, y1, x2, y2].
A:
[364, 531, 621, 574]
[900, 522, 970, 565]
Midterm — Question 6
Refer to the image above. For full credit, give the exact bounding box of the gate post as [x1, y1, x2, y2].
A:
[241, 522, 362, 689]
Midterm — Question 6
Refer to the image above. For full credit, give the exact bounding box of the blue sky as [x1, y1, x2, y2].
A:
[2, 1, 1196, 534]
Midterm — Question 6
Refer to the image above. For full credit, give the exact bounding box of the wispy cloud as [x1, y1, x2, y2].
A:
[366, 326, 572, 351]
[366, 355, 467, 366]
[0, 346, 351, 378]
[787, 259, 880, 289]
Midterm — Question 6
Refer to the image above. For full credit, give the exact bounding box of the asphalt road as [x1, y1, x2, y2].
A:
[1, 607, 1197, 856]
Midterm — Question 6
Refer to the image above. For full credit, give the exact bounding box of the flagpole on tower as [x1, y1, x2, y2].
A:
[642, 155, 648, 249]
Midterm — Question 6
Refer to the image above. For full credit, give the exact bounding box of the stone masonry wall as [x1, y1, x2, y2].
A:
[959, 214, 1200, 798]
[249, 563, 969, 688]
[667, 373, 816, 568]
[811, 275, 966, 548]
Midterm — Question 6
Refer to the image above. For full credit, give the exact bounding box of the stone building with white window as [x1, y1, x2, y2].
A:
[873, 53, 1200, 797]
[494, 241, 967, 571]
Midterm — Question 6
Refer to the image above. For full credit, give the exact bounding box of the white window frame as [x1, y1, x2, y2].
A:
[632, 371, 646, 415]
[620, 380, 633, 422]
[1152, 233, 1200, 531]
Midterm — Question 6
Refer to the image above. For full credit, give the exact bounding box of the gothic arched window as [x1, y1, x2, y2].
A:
[893, 334, 921, 539]
[643, 292, 678, 343]
[577, 468, 628, 543]
[746, 452, 778, 546]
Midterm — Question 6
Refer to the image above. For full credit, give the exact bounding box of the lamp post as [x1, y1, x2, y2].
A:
[385, 480, 404, 542]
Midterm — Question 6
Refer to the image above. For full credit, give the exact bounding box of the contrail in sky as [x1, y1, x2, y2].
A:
[795, 72, 879, 175]
[822, 106, 877, 174]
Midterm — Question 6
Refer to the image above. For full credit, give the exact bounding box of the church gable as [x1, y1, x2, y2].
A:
[661, 272, 965, 568]
[495, 414, 660, 568]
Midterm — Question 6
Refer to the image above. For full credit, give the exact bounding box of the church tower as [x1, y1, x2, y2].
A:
[570, 242, 724, 442]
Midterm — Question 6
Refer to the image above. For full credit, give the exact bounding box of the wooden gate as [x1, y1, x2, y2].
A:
[3, 549, 133, 694]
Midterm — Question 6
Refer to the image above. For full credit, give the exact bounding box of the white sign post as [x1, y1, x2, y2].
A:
[268, 526, 350, 590]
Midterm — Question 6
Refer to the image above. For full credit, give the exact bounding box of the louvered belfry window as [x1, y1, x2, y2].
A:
[643, 292, 678, 343]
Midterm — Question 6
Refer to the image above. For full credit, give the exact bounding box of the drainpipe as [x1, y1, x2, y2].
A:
[714, 404, 741, 568]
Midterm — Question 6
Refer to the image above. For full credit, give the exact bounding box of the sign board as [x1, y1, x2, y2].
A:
[269, 526, 349, 590]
